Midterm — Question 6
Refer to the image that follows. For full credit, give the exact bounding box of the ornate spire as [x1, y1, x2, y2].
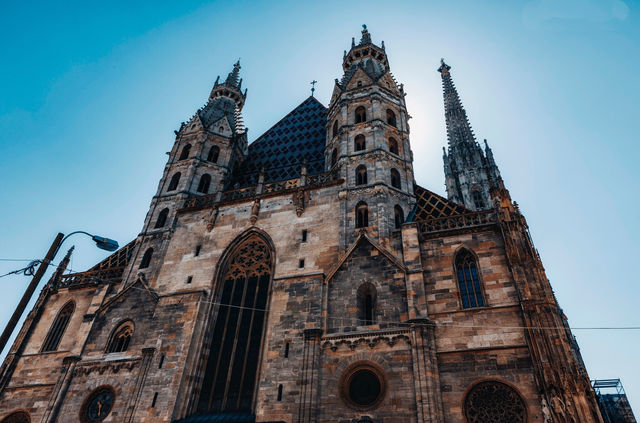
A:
[439, 58, 476, 149]
[359, 24, 372, 45]
[50, 246, 74, 288]
[341, 25, 389, 73]
[225, 60, 241, 88]
[209, 60, 247, 109]
[439, 59, 503, 211]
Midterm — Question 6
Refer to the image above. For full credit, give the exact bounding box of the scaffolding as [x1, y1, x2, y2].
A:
[592, 379, 637, 423]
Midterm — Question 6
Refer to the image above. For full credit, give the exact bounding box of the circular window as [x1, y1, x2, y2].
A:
[340, 362, 386, 410]
[80, 386, 115, 423]
[464, 381, 527, 423]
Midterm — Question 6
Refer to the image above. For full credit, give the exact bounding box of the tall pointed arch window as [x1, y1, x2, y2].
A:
[455, 249, 485, 308]
[386, 109, 397, 127]
[354, 135, 366, 152]
[356, 165, 367, 186]
[197, 235, 273, 413]
[106, 321, 134, 353]
[41, 301, 74, 352]
[140, 248, 153, 269]
[179, 144, 191, 160]
[394, 205, 404, 230]
[168, 173, 181, 191]
[472, 189, 485, 209]
[332, 120, 338, 138]
[154, 208, 169, 229]
[389, 137, 399, 155]
[357, 283, 376, 325]
[355, 106, 366, 124]
[356, 202, 369, 228]
[390, 169, 401, 189]
[207, 146, 220, 163]
[331, 148, 338, 168]
[197, 174, 212, 194]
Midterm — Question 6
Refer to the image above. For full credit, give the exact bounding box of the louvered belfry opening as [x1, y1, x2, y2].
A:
[197, 235, 273, 414]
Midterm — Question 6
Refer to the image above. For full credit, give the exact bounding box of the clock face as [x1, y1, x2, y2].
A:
[84, 388, 114, 422]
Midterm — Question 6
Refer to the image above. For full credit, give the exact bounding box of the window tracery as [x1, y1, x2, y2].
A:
[106, 321, 133, 353]
[464, 381, 527, 423]
[197, 235, 273, 413]
[354, 135, 366, 151]
[356, 165, 367, 185]
[455, 249, 485, 308]
[355, 106, 366, 123]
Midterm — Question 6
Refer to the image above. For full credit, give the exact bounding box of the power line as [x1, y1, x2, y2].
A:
[121, 284, 640, 332]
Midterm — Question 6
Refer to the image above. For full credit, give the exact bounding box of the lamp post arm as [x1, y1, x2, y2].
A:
[0, 233, 64, 357]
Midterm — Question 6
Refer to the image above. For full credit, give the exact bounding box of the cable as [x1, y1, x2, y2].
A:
[120, 284, 640, 332]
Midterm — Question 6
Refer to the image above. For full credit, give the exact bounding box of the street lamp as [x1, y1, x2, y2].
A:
[0, 231, 119, 355]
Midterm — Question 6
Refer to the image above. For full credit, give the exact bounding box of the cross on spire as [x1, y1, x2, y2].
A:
[310, 80, 317, 97]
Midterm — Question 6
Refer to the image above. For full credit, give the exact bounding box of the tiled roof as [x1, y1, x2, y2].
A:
[409, 184, 470, 221]
[228, 96, 327, 188]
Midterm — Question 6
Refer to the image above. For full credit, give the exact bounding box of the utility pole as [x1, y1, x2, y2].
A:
[0, 233, 63, 356]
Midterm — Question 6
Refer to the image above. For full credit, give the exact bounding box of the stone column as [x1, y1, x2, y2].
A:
[124, 347, 156, 422]
[409, 320, 443, 423]
[298, 328, 323, 423]
[42, 355, 81, 423]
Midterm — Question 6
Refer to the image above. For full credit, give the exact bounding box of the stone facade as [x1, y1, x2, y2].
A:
[0, 26, 608, 423]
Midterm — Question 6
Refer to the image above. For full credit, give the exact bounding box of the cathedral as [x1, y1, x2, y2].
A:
[0, 26, 608, 423]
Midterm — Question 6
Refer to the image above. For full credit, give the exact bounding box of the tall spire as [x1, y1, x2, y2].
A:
[439, 59, 502, 211]
[439, 58, 476, 149]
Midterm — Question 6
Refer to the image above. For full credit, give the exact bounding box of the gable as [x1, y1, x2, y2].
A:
[345, 67, 374, 90]
[228, 96, 327, 188]
[326, 233, 405, 283]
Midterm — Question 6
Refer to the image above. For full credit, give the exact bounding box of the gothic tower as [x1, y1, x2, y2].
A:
[127, 62, 249, 283]
[327, 25, 415, 248]
[439, 59, 501, 210]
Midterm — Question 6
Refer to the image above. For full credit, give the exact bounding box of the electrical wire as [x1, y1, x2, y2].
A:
[120, 284, 640, 332]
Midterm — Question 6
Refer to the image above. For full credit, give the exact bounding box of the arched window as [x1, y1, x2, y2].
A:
[354, 135, 366, 151]
[41, 301, 74, 352]
[386, 109, 397, 127]
[1, 411, 30, 423]
[472, 190, 485, 209]
[455, 249, 485, 308]
[331, 148, 338, 168]
[207, 146, 220, 163]
[357, 81, 363, 88]
[390, 169, 401, 189]
[168, 173, 181, 191]
[355, 106, 366, 124]
[332, 120, 338, 138]
[394, 205, 404, 230]
[389, 137, 399, 155]
[140, 248, 153, 269]
[179, 144, 191, 160]
[357, 283, 376, 325]
[197, 174, 212, 194]
[355, 202, 368, 228]
[154, 208, 169, 229]
[355, 165, 367, 186]
[464, 381, 526, 423]
[106, 321, 134, 353]
[196, 235, 273, 413]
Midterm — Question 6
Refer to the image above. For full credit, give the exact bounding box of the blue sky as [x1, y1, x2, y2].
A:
[1, 0, 638, 409]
